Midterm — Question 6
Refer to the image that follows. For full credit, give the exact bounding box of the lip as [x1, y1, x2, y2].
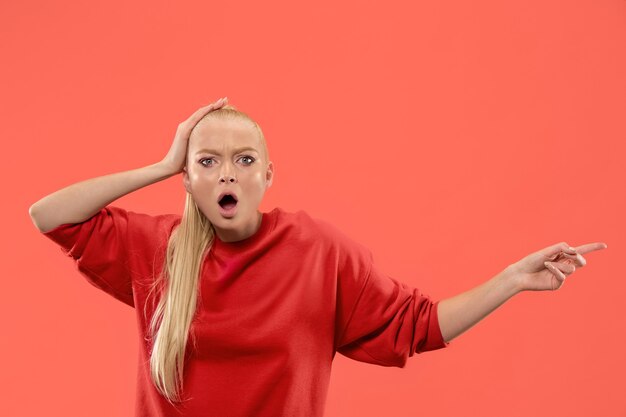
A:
[218, 203, 238, 218]
[217, 190, 239, 204]
[217, 190, 239, 218]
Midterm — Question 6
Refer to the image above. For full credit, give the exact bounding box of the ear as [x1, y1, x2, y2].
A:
[265, 161, 274, 189]
[182, 166, 192, 194]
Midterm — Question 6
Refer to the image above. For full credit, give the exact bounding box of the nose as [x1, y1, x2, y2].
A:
[218, 162, 237, 184]
[219, 174, 237, 184]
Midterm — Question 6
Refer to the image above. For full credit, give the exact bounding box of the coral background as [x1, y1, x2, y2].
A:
[2, 0, 624, 416]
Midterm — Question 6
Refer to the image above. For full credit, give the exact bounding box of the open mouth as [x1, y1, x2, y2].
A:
[218, 193, 238, 210]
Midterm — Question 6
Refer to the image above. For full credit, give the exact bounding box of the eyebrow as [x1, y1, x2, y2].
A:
[195, 147, 259, 156]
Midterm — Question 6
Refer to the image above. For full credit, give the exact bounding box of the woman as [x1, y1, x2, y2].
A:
[29, 97, 607, 417]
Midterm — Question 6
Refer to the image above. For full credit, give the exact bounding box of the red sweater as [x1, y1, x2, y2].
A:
[42, 205, 449, 417]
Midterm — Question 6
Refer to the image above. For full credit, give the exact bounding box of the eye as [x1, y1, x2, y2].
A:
[240, 155, 255, 165]
[199, 157, 214, 167]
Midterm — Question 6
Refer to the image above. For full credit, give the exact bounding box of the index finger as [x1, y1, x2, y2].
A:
[572, 242, 608, 255]
[187, 98, 227, 123]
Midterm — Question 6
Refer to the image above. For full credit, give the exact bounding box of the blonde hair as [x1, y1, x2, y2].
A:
[143, 104, 269, 406]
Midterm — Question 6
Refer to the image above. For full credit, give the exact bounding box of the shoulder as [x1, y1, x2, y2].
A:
[93, 207, 180, 242]
[271, 207, 371, 257]
[271, 207, 335, 238]
[124, 207, 181, 235]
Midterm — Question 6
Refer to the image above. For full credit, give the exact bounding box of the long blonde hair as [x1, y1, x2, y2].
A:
[143, 104, 269, 406]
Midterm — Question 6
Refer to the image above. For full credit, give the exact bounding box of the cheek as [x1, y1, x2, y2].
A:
[190, 168, 215, 182]
[240, 173, 266, 196]
[187, 170, 214, 194]
[248, 173, 268, 189]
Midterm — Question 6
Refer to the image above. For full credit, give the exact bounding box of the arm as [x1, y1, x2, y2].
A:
[28, 97, 229, 233]
[437, 266, 520, 344]
[437, 241, 607, 343]
[29, 162, 175, 233]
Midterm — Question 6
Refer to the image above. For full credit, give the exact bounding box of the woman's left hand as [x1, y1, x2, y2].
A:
[510, 241, 608, 292]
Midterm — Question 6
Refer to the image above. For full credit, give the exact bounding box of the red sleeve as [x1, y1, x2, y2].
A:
[42, 205, 136, 307]
[333, 236, 449, 368]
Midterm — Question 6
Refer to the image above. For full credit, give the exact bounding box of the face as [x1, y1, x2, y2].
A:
[182, 117, 274, 243]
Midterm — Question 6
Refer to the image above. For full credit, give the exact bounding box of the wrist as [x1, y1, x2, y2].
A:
[502, 263, 526, 294]
[154, 160, 180, 178]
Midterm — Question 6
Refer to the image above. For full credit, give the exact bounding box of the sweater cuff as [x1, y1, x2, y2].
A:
[419, 299, 450, 352]
[43, 221, 89, 259]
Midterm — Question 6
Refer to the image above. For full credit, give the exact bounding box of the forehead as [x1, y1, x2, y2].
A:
[189, 118, 261, 151]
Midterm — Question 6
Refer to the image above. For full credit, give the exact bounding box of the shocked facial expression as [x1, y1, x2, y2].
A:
[182, 117, 273, 242]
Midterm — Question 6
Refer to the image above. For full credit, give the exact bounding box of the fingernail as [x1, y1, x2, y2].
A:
[568, 246, 576, 252]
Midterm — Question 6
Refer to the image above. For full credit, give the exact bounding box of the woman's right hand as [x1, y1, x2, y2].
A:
[160, 97, 229, 175]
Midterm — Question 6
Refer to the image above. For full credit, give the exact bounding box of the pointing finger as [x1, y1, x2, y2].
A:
[571, 242, 608, 255]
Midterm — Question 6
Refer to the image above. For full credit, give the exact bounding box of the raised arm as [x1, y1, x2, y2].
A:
[28, 97, 228, 233]
[437, 241, 608, 343]
[29, 163, 175, 233]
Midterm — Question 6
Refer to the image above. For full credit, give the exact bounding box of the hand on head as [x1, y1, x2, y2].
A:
[160, 97, 229, 175]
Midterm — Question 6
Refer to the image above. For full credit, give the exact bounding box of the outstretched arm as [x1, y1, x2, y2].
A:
[437, 241, 608, 343]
